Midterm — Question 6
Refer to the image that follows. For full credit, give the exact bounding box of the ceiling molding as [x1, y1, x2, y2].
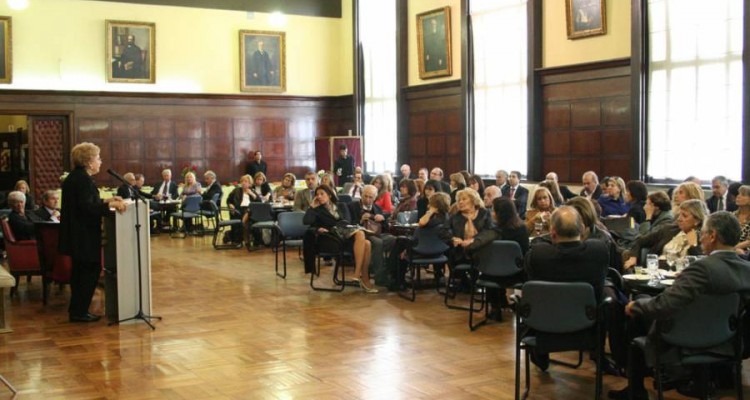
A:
[83, 0, 342, 18]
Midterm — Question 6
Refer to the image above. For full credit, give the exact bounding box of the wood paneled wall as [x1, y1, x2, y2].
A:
[0, 90, 353, 187]
[539, 58, 633, 183]
[403, 80, 464, 174]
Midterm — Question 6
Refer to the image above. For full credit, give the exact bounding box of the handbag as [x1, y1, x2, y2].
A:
[362, 218, 382, 236]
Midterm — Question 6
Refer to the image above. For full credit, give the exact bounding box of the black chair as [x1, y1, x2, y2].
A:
[513, 281, 610, 400]
[337, 194, 353, 204]
[398, 226, 449, 302]
[207, 202, 243, 250]
[170, 195, 202, 238]
[468, 240, 524, 330]
[629, 293, 743, 400]
[246, 202, 276, 251]
[274, 211, 307, 278]
[197, 192, 221, 234]
[309, 232, 353, 292]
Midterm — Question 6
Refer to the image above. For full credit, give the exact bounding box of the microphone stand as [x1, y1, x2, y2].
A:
[107, 170, 162, 330]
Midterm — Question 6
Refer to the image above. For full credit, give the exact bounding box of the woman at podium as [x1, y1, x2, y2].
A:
[60, 142, 127, 323]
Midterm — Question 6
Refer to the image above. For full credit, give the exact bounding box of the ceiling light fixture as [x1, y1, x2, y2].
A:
[7, 0, 29, 10]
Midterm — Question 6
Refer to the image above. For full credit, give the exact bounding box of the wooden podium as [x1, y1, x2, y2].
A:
[103, 199, 153, 323]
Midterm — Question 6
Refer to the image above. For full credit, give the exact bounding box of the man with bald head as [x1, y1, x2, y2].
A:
[429, 167, 451, 193]
[116, 172, 137, 199]
[545, 171, 576, 201]
[523, 206, 610, 371]
[483, 185, 501, 209]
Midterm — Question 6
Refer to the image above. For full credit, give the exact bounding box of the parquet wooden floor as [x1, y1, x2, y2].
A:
[1, 235, 748, 399]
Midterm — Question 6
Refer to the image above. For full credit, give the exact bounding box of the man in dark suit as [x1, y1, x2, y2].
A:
[524, 206, 610, 371]
[246, 150, 267, 177]
[201, 170, 222, 206]
[7, 190, 41, 240]
[546, 171, 577, 201]
[580, 170, 602, 200]
[501, 170, 529, 219]
[609, 211, 750, 400]
[116, 172, 137, 199]
[348, 185, 394, 286]
[495, 169, 509, 193]
[151, 169, 179, 201]
[35, 190, 60, 222]
[429, 167, 451, 193]
[706, 175, 737, 213]
[399, 164, 415, 182]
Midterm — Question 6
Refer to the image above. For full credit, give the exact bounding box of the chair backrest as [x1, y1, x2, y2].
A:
[474, 240, 523, 277]
[338, 194, 353, 203]
[658, 292, 740, 349]
[205, 201, 221, 222]
[0, 217, 15, 243]
[182, 194, 202, 213]
[277, 211, 308, 239]
[411, 226, 449, 256]
[397, 210, 418, 224]
[519, 281, 597, 333]
[211, 192, 221, 208]
[247, 202, 273, 222]
[34, 222, 71, 282]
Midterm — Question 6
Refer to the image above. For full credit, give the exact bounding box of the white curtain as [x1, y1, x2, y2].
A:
[647, 0, 744, 180]
[360, 0, 397, 174]
[471, 0, 528, 176]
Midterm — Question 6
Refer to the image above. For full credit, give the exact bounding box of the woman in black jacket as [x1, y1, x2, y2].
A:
[303, 184, 377, 293]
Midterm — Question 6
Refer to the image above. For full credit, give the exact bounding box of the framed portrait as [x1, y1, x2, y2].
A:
[106, 20, 155, 83]
[417, 7, 452, 80]
[240, 30, 286, 93]
[0, 17, 11, 84]
[565, 0, 607, 39]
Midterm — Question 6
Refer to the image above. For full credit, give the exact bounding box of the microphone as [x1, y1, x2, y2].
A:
[107, 168, 128, 184]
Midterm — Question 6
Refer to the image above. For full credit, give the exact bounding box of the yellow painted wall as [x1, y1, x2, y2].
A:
[0, 0, 352, 95]
[543, 0, 631, 67]
[0, 116, 26, 131]
[408, 0, 462, 86]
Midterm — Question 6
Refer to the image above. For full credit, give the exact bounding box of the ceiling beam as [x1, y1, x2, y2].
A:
[83, 0, 342, 18]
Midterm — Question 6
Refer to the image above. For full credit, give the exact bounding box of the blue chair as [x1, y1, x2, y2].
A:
[398, 226, 449, 302]
[197, 192, 222, 234]
[468, 240, 524, 330]
[170, 195, 202, 238]
[274, 211, 308, 278]
[246, 202, 276, 251]
[207, 201, 243, 250]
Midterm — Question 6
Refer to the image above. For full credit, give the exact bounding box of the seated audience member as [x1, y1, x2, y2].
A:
[566, 196, 623, 272]
[387, 192, 450, 290]
[467, 174, 485, 199]
[151, 169, 179, 201]
[180, 172, 202, 197]
[246, 150, 267, 177]
[200, 170, 222, 205]
[495, 169, 509, 192]
[14, 180, 35, 210]
[538, 180, 564, 207]
[417, 167, 429, 181]
[524, 206, 609, 370]
[399, 164, 414, 180]
[623, 199, 707, 270]
[666, 175, 702, 200]
[625, 180, 648, 225]
[226, 175, 253, 244]
[273, 173, 297, 202]
[349, 184, 394, 286]
[638, 191, 673, 235]
[501, 171, 529, 219]
[319, 172, 336, 193]
[134, 173, 146, 190]
[116, 172, 137, 199]
[546, 171, 576, 201]
[525, 186, 557, 237]
[580, 170, 602, 200]
[707, 175, 737, 213]
[448, 173, 467, 204]
[442, 189, 493, 275]
[430, 167, 452, 193]
[609, 211, 750, 400]
[467, 197, 529, 319]
[303, 185, 377, 293]
[7, 190, 40, 240]
[414, 178, 424, 200]
[341, 171, 365, 200]
[598, 176, 629, 217]
[391, 179, 418, 223]
[371, 175, 394, 215]
[728, 181, 741, 199]
[671, 181, 704, 215]
[417, 180, 440, 218]
[293, 172, 318, 211]
[354, 166, 372, 186]
[250, 172, 272, 202]
[36, 190, 61, 222]
[483, 185, 501, 209]
[732, 185, 750, 255]
[349, 185, 388, 233]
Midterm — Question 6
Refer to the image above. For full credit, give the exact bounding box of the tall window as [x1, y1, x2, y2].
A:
[471, 0, 528, 176]
[359, 0, 397, 173]
[647, 0, 744, 180]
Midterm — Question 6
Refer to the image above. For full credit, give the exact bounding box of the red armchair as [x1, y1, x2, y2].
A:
[0, 217, 41, 297]
[35, 222, 72, 305]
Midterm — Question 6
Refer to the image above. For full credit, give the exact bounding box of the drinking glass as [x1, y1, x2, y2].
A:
[534, 221, 543, 236]
[674, 257, 687, 273]
[665, 249, 678, 270]
[646, 253, 660, 286]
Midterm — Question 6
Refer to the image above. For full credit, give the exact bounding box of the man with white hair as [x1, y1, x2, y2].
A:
[495, 169, 509, 192]
[116, 172, 137, 199]
[151, 169, 178, 200]
[201, 170, 222, 206]
[7, 190, 40, 240]
[483, 185, 501, 209]
[580, 170, 602, 200]
[36, 190, 61, 222]
[400, 164, 414, 180]
[348, 185, 395, 286]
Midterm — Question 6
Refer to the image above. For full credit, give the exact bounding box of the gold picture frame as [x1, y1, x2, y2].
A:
[106, 20, 156, 83]
[0, 16, 12, 84]
[565, 0, 607, 40]
[240, 30, 286, 93]
[417, 6, 452, 80]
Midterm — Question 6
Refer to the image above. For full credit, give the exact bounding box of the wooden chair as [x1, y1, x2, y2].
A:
[0, 217, 41, 297]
